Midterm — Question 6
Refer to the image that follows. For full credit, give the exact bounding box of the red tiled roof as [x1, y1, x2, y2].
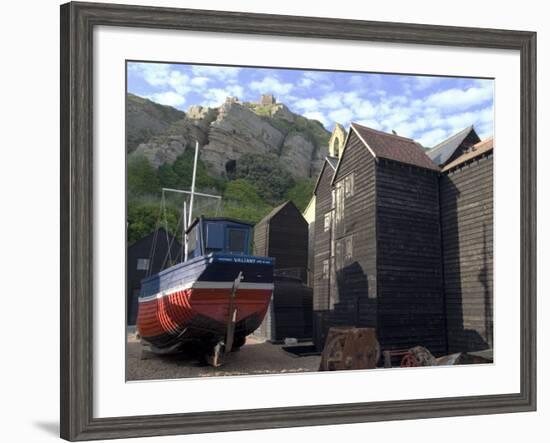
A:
[351, 123, 440, 171]
[441, 137, 494, 172]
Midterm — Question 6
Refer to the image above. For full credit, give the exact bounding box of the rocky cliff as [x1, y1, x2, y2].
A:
[127, 93, 330, 179]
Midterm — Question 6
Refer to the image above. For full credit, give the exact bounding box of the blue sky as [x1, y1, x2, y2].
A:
[128, 62, 493, 148]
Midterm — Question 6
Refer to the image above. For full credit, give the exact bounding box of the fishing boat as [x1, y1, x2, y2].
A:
[135, 142, 274, 363]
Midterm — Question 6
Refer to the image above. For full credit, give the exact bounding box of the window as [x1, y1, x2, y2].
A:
[344, 173, 355, 197]
[136, 258, 150, 271]
[335, 181, 345, 225]
[335, 239, 343, 270]
[322, 259, 329, 280]
[324, 212, 331, 232]
[228, 228, 247, 254]
[345, 235, 353, 261]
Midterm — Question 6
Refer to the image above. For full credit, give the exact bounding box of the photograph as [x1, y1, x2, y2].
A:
[125, 61, 495, 380]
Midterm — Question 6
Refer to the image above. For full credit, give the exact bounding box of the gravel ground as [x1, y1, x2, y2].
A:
[127, 333, 321, 381]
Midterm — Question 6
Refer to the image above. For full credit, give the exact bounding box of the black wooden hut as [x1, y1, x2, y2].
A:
[313, 123, 447, 355]
[312, 156, 338, 347]
[127, 228, 181, 325]
[253, 201, 312, 341]
[439, 137, 494, 353]
[253, 201, 309, 281]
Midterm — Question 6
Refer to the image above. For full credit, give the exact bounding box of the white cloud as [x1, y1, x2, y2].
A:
[190, 76, 211, 87]
[190, 66, 242, 81]
[300, 71, 334, 92]
[303, 111, 329, 127]
[148, 91, 186, 107]
[203, 85, 245, 107]
[319, 93, 343, 109]
[129, 63, 192, 97]
[416, 128, 449, 147]
[412, 76, 441, 91]
[299, 77, 314, 88]
[425, 83, 493, 111]
[355, 119, 382, 131]
[392, 118, 429, 139]
[328, 108, 354, 124]
[292, 98, 319, 113]
[444, 106, 491, 133]
[250, 76, 294, 96]
[129, 63, 171, 86]
[167, 71, 191, 95]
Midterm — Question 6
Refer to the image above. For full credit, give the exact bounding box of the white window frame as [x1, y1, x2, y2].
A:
[345, 235, 353, 261]
[136, 258, 150, 271]
[344, 173, 355, 197]
[324, 212, 331, 232]
[322, 259, 329, 280]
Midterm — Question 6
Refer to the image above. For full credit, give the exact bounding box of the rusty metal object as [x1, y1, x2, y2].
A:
[319, 327, 380, 371]
[383, 346, 493, 368]
[400, 353, 419, 367]
[382, 346, 435, 368]
[404, 346, 436, 367]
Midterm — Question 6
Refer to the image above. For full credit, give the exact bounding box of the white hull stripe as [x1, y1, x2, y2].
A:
[138, 281, 274, 303]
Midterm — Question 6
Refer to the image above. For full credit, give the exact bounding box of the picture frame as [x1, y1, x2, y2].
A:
[60, 1, 536, 440]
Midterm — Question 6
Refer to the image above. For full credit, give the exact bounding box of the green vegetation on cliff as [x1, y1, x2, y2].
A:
[127, 95, 325, 244]
[127, 150, 315, 243]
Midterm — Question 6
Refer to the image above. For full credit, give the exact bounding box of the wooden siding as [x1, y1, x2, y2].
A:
[313, 132, 377, 349]
[312, 162, 336, 348]
[254, 202, 308, 274]
[376, 159, 447, 355]
[254, 202, 311, 341]
[444, 130, 482, 166]
[440, 153, 493, 353]
[256, 277, 313, 342]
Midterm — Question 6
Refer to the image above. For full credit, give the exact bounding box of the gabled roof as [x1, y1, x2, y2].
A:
[427, 125, 480, 166]
[326, 156, 338, 170]
[332, 123, 440, 181]
[257, 200, 301, 225]
[313, 156, 338, 195]
[442, 137, 494, 172]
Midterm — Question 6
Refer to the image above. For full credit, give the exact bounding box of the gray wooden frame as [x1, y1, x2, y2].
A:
[60, 1, 537, 440]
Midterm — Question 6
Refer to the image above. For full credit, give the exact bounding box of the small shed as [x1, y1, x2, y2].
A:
[127, 228, 181, 325]
[253, 201, 312, 341]
[253, 200, 309, 281]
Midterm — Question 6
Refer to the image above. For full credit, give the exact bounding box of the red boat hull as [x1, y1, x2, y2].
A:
[137, 286, 272, 351]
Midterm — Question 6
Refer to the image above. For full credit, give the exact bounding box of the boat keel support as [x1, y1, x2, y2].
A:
[205, 271, 244, 367]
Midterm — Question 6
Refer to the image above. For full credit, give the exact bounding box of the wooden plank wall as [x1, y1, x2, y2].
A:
[312, 164, 335, 348]
[253, 218, 269, 258]
[376, 159, 447, 355]
[440, 153, 493, 353]
[332, 132, 377, 328]
[312, 131, 378, 350]
[268, 204, 308, 271]
[254, 203, 308, 273]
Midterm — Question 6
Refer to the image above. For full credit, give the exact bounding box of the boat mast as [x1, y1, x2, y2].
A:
[161, 141, 223, 263]
[188, 141, 200, 227]
[183, 201, 188, 262]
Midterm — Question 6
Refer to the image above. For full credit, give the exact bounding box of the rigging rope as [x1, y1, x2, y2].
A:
[146, 194, 165, 278]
